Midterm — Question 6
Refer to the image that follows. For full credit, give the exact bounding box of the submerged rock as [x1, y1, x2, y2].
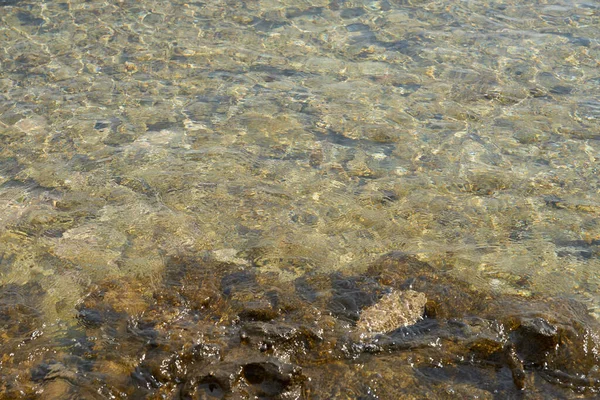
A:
[3, 253, 600, 398]
[355, 290, 427, 334]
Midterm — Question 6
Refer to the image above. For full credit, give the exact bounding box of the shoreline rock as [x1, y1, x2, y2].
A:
[2, 252, 600, 398]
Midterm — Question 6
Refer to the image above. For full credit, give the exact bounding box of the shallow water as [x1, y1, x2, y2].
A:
[1, 0, 599, 398]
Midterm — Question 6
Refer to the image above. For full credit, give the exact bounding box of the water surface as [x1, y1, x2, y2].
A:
[1, 0, 599, 397]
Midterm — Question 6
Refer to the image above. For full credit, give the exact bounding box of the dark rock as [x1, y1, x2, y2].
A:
[146, 121, 177, 131]
[511, 317, 558, 365]
[328, 274, 384, 322]
[76, 308, 104, 328]
[181, 374, 231, 399]
[0, 282, 44, 337]
[30, 363, 52, 382]
[93, 121, 110, 130]
[221, 270, 257, 296]
[252, 18, 289, 32]
[16, 11, 44, 26]
[197, 376, 227, 399]
[346, 23, 370, 32]
[240, 321, 322, 356]
[380, 189, 399, 203]
[238, 299, 279, 321]
[8, 254, 600, 398]
[570, 37, 591, 47]
[340, 7, 366, 19]
[241, 361, 304, 397]
[550, 85, 573, 95]
[0, 0, 21, 6]
[504, 345, 527, 390]
[285, 7, 323, 19]
[544, 195, 566, 209]
[131, 366, 161, 389]
[294, 276, 318, 302]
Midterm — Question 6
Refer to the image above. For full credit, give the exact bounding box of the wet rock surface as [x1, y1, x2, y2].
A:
[2, 253, 600, 398]
[355, 290, 427, 335]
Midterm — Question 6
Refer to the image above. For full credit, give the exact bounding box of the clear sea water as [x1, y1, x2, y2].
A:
[1, 0, 599, 397]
